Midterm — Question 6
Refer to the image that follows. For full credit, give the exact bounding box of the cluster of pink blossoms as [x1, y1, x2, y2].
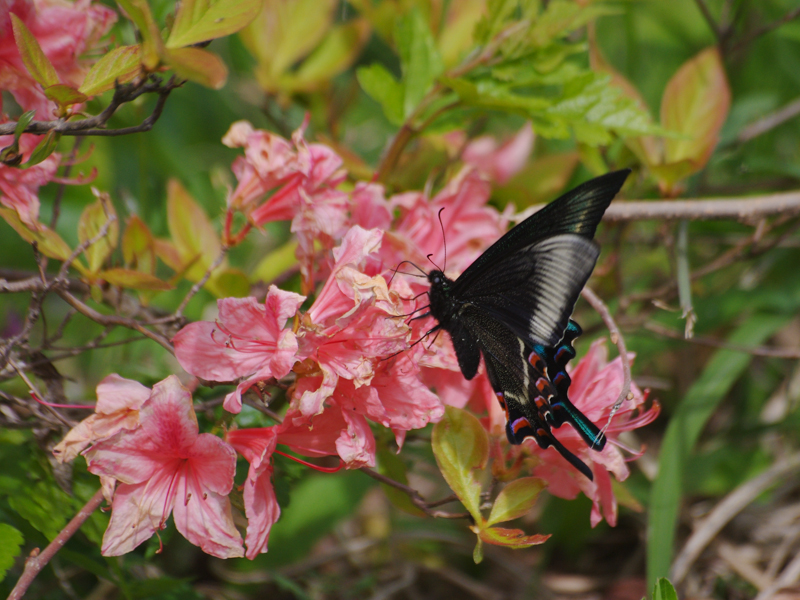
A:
[55, 118, 657, 559]
[0, 0, 115, 228]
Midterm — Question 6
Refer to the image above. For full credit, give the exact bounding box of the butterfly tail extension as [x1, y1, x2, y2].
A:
[550, 396, 607, 451]
[505, 407, 594, 481]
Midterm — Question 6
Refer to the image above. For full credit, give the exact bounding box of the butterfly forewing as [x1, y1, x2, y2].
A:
[425, 169, 631, 480]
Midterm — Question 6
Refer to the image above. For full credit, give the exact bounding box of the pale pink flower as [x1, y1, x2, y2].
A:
[84, 376, 244, 558]
[349, 181, 392, 231]
[462, 122, 534, 185]
[0, 133, 60, 228]
[295, 226, 409, 418]
[0, 0, 117, 117]
[173, 285, 305, 414]
[527, 340, 659, 527]
[53, 374, 150, 463]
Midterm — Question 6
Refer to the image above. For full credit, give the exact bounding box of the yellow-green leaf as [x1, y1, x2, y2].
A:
[163, 46, 227, 89]
[486, 477, 545, 526]
[207, 268, 250, 298]
[431, 406, 489, 523]
[252, 239, 298, 284]
[100, 268, 173, 291]
[153, 238, 183, 272]
[44, 84, 87, 107]
[11, 14, 59, 88]
[661, 46, 730, 171]
[79, 45, 142, 96]
[0, 207, 84, 272]
[477, 526, 551, 549]
[115, 0, 163, 69]
[122, 215, 156, 274]
[166, 179, 222, 283]
[167, 0, 262, 49]
[78, 193, 118, 273]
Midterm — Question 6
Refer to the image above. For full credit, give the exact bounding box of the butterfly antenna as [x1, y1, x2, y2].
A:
[388, 260, 428, 286]
[379, 325, 440, 363]
[437, 207, 447, 272]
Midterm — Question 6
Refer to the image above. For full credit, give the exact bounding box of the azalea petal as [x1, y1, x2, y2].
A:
[139, 376, 198, 453]
[85, 425, 180, 485]
[171, 462, 244, 559]
[243, 463, 281, 559]
[335, 409, 376, 468]
[95, 374, 151, 414]
[188, 434, 237, 496]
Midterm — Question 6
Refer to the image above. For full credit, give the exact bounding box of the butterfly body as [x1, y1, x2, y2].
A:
[425, 170, 631, 480]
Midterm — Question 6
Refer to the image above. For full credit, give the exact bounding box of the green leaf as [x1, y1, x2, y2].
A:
[1, 110, 35, 165]
[396, 9, 443, 118]
[0, 524, 24, 583]
[78, 194, 119, 273]
[661, 47, 730, 171]
[477, 526, 551, 549]
[79, 45, 142, 96]
[122, 215, 156, 274]
[163, 46, 228, 89]
[486, 477, 545, 526]
[252, 239, 298, 284]
[0, 207, 76, 265]
[647, 314, 788, 591]
[115, 0, 163, 69]
[100, 268, 173, 291]
[24, 130, 60, 166]
[431, 406, 489, 522]
[357, 64, 404, 126]
[207, 268, 250, 298]
[166, 179, 223, 286]
[7, 480, 75, 541]
[653, 578, 679, 600]
[11, 13, 59, 88]
[167, 0, 262, 48]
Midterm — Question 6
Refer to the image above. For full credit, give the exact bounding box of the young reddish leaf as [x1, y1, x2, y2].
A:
[79, 45, 142, 97]
[486, 477, 545, 526]
[122, 215, 156, 274]
[166, 179, 223, 283]
[661, 47, 730, 172]
[44, 84, 88, 107]
[0, 207, 80, 268]
[477, 526, 551, 549]
[10, 13, 59, 88]
[24, 130, 60, 166]
[100, 268, 173, 291]
[166, 0, 262, 49]
[431, 406, 489, 523]
[78, 192, 119, 273]
[163, 46, 228, 90]
[153, 238, 183, 273]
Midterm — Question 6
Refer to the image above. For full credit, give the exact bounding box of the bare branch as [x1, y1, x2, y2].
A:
[737, 96, 800, 144]
[360, 467, 471, 520]
[731, 5, 800, 54]
[175, 248, 228, 319]
[8, 489, 105, 600]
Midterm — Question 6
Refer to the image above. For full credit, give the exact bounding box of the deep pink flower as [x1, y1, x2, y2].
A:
[0, 133, 60, 228]
[226, 403, 374, 558]
[84, 376, 243, 558]
[53, 374, 150, 463]
[523, 340, 660, 527]
[173, 285, 305, 414]
[462, 122, 534, 185]
[0, 0, 117, 118]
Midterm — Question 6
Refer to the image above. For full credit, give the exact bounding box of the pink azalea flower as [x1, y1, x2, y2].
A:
[84, 376, 244, 558]
[227, 403, 374, 558]
[0, 133, 60, 228]
[173, 285, 305, 414]
[53, 374, 150, 463]
[524, 340, 660, 527]
[462, 122, 535, 185]
[0, 0, 117, 118]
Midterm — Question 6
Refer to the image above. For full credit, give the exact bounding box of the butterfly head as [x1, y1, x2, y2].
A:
[427, 269, 455, 322]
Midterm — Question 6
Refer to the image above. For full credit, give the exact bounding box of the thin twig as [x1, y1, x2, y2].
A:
[694, 0, 721, 38]
[671, 452, 800, 585]
[8, 489, 105, 600]
[737, 96, 800, 144]
[360, 467, 471, 519]
[56, 204, 116, 281]
[644, 321, 800, 359]
[174, 248, 228, 318]
[581, 287, 632, 437]
[730, 5, 800, 54]
[50, 138, 83, 229]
